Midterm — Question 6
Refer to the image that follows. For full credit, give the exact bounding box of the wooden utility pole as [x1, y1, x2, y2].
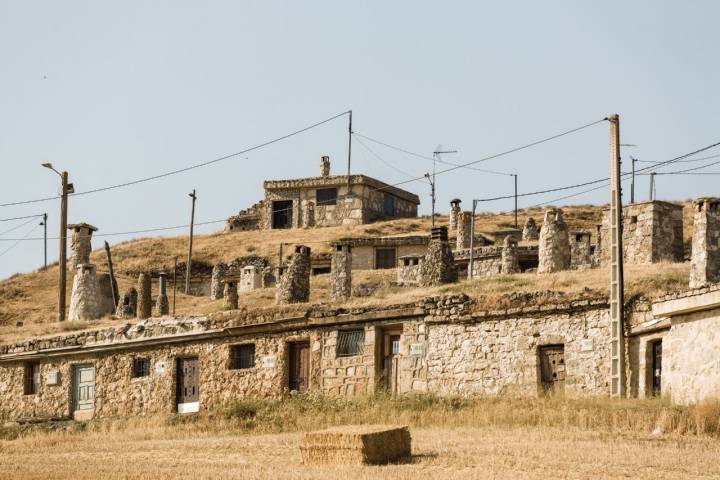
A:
[649, 172, 656, 201]
[608, 114, 625, 398]
[346, 110, 353, 197]
[512, 174, 518, 229]
[430, 149, 457, 228]
[630, 156, 637, 204]
[104, 241, 118, 308]
[185, 189, 197, 295]
[58, 171, 69, 321]
[41, 213, 47, 268]
[173, 256, 178, 316]
[468, 199, 478, 280]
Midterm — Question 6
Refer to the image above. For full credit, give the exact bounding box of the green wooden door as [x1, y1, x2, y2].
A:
[73, 365, 95, 412]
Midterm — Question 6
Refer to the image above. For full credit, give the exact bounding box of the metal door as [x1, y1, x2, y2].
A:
[539, 345, 565, 393]
[651, 341, 662, 395]
[73, 365, 95, 413]
[289, 341, 310, 392]
[176, 357, 199, 413]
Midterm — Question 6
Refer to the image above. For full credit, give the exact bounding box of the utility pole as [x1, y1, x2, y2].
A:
[346, 110, 353, 198]
[512, 174, 518, 229]
[608, 114, 625, 398]
[185, 189, 197, 295]
[104, 241, 118, 309]
[40, 213, 47, 268]
[430, 148, 458, 228]
[649, 172, 656, 201]
[172, 256, 178, 316]
[42, 163, 72, 322]
[630, 156, 637, 204]
[468, 199, 478, 280]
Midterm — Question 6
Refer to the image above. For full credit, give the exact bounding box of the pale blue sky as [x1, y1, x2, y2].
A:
[1, 1, 719, 279]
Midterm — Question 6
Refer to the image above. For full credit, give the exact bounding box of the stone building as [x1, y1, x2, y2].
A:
[598, 201, 684, 265]
[689, 197, 720, 289]
[226, 157, 420, 231]
[570, 230, 593, 269]
[454, 245, 538, 278]
[522, 217, 539, 241]
[331, 236, 429, 271]
[67, 223, 97, 270]
[538, 208, 570, 273]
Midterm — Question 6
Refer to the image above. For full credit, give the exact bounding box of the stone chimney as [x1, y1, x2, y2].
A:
[210, 263, 227, 300]
[67, 223, 98, 269]
[690, 197, 720, 288]
[68, 264, 103, 321]
[320, 156, 331, 177]
[420, 226, 458, 286]
[456, 211, 473, 250]
[136, 273, 152, 320]
[501, 236, 520, 274]
[156, 272, 169, 316]
[330, 243, 352, 301]
[449, 199, 462, 231]
[115, 287, 137, 318]
[276, 245, 311, 304]
[522, 217, 539, 241]
[538, 208, 570, 273]
[224, 280, 238, 310]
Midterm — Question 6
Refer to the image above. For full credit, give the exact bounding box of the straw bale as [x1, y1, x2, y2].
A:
[300, 425, 411, 465]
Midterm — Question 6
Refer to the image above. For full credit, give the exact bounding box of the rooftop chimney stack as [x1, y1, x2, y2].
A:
[320, 156, 331, 177]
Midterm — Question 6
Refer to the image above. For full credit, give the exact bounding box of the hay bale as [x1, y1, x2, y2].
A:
[300, 425, 411, 465]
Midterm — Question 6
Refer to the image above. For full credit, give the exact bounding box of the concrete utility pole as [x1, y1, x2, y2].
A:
[608, 114, 626, 398]
[629, 156, 637, 204]
[173, 256, 178, 316]
[42, 163, 72, 321]
[468, 199, 478, 280]
[185, 189, 197, 295]
[40, 213, 47, 268]
[649, 172, 656, 201]
[346, 110, 353, 198]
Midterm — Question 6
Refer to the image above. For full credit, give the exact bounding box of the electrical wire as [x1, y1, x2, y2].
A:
[641, 157, 720, 176]
[0, 213, 44, 222]
[0, 224, 41, 257]
[0, 110, 351, 208]
[0, 217, 39, 237]
[634, 153, 720, 164]
[353, 132, 515, 177]
[354, 136, 418, 179]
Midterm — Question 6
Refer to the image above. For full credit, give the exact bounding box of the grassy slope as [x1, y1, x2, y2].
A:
[0, 202, 694, 343]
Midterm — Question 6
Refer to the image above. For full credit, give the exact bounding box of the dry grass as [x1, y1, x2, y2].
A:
[2, 395, 720, 479]
[0, 202, 693, 343]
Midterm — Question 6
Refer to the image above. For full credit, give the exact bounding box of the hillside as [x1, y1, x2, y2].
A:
[0, 202, 694, 343]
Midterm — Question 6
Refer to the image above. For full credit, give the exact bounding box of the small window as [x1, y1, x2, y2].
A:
[630, 215, 638, 224]
[24, 362, 40, 395]
[316, 188, 337, 206]
[375, 248, 397, 269]
[337, 330, 365, 357]
[132, 358, 150, 378]
[383, 194, 396, 216]
[575, 234, 583, 242]
[230, 344, 255, 369]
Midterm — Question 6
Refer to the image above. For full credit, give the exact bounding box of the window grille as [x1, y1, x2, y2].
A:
[336, 330, 365, 357]
[230, 344, 256, 369]
[132, 358, 150, 378]
[316, 188, 338, 206]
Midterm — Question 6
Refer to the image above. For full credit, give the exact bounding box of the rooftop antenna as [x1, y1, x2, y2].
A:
[430, 145, 457, 228]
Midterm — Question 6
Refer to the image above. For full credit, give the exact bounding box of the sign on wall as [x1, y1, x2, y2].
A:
[262, 355, 277, 368]
[45, 371, 59, 385]
[409, 343, 425, 356]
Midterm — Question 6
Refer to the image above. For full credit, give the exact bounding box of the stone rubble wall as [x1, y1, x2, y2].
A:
[689, 198, 720, 288]
[570, 231, 593, 270]
[538, 208, 570, 273]
[420, 237, 458, 286]
[68, 264, 104, 321]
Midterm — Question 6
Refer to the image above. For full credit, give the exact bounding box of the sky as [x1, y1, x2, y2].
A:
[1, 1, 719, 280]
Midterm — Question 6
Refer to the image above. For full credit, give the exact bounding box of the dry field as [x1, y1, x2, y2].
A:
[2, 395, 720, 480]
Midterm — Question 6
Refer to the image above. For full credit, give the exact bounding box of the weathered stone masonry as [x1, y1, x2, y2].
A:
[689, 197, 720, 289]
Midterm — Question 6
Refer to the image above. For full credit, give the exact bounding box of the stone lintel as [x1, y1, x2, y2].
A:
[652, 288, 720, 318]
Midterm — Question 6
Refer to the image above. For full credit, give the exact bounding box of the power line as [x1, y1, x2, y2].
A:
[353, 132, 515, 177]
[0, 219, 227, 242]
[0, 213, 45, 222]
[0, 217, 39, 237]
[634, 153, 720, 164]
[0, 111, 351, 208]
[639, 157, 720, 176]
[354, 135, 417, 179]
[0, 224, 41, 257]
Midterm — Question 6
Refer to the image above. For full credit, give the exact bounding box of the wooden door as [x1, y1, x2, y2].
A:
[651, 341, 662, 396]
[289, 341, 310, 392]
[73, 365, 95, 418]
[382, 333, 401, 394]
[539, 345, 565, 393]
[176, 357, 199, 413]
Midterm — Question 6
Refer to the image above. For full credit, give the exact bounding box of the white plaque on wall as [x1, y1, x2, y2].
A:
[409, 343, 425, 356]
[155, 362, 167, 374]
[262, 355, 277, 368]
[45, 371, 59, 385]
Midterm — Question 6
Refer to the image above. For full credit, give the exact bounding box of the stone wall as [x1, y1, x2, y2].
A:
[224, 201, 265, 232]
[599, 201, 684, 265]
[397, 256, 423, 286]
[570, 231, 592, 269]
[689, 197, 720, 288]
[320, 326, 376, 396]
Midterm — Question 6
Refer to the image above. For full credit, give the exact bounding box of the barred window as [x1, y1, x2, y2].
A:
[230, 344, 256, 369]
[336, 330, 365, 357]
[132, 358, 150, 378]
[316, 188, 337, 206]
